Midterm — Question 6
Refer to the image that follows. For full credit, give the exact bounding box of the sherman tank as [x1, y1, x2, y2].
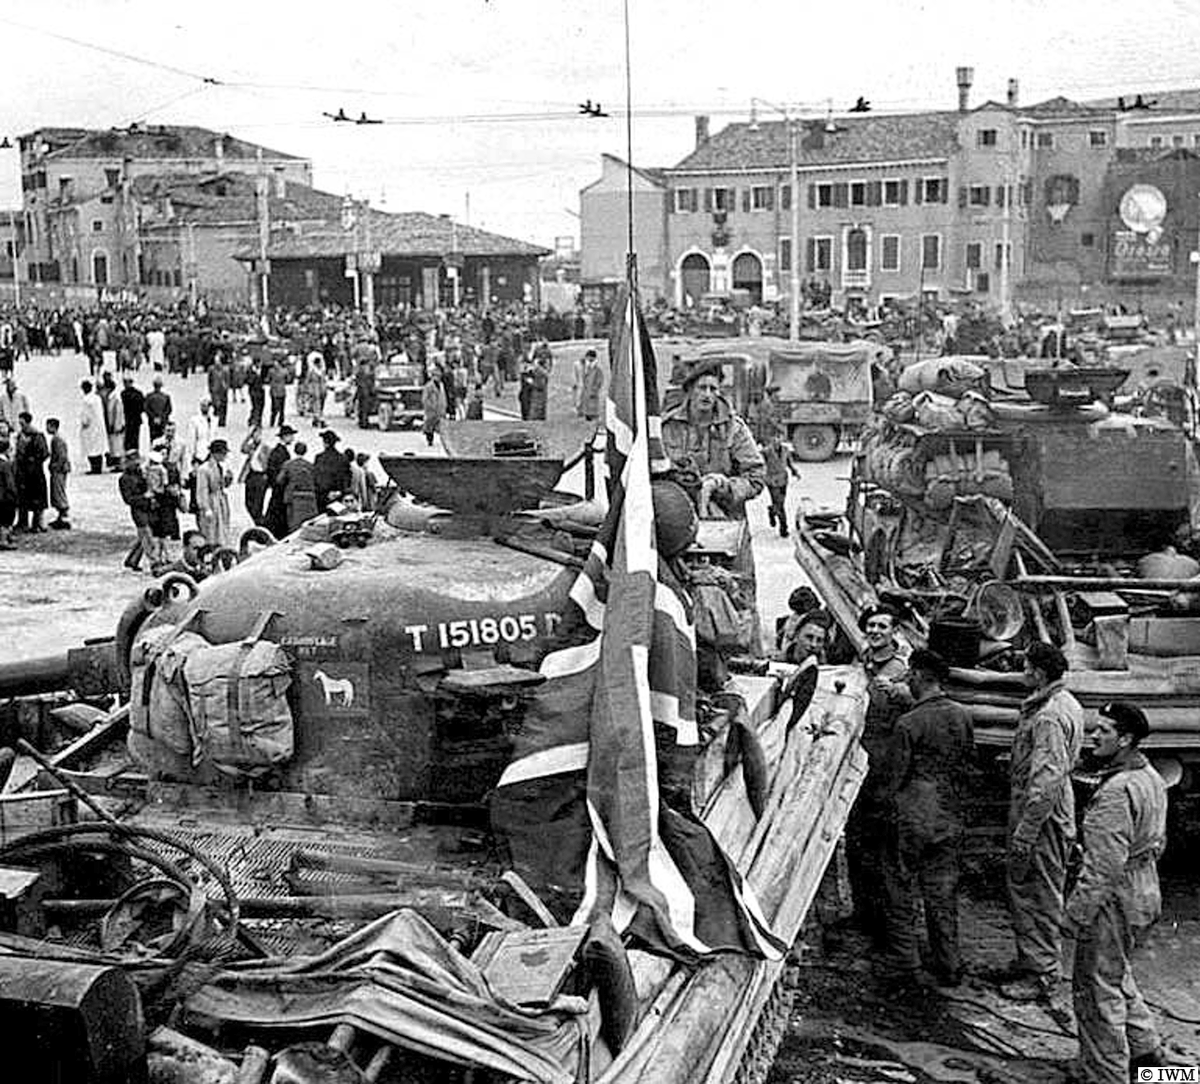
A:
[793, 363, 1200, 801]
[0, 419, 867, 1084]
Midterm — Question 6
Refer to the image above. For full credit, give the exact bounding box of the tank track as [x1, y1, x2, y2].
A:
[733, 963, 799, 1084]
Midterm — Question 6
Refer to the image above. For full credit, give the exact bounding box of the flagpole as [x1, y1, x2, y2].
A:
[624, 0, 637, 295]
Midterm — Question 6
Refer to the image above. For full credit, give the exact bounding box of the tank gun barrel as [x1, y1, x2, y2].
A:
[0, 654, 74, 697]
[0, 642, 120, 700]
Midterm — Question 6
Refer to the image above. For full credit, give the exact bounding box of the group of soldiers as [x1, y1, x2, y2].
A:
[846, 608, 1169, 1084]
[653, 353, 1172, 1084]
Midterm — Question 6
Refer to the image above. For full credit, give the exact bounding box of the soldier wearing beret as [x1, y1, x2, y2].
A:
[661, 357, 765, 520]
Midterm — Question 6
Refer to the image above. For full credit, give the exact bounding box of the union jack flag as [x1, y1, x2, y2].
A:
[494, 290, 781, 960]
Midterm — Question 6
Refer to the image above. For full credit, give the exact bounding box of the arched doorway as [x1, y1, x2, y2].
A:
[92, 250, 109, 287]
[680, 253, 710, 309]
[731, 251, 763, 304]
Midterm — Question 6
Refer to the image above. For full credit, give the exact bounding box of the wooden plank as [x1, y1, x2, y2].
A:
[142, 782, 477, 830]
[1016, 574, 1200, 591]
[598, 661, 871, 1084]
[615, 749, 869, 1084]
[48, 704, 130, 772]
[2, 756, 40, 795]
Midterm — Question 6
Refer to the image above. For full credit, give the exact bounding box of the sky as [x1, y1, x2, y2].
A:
[2, 0, 1200, 248]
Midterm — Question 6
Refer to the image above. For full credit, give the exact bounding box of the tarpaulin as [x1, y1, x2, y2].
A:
[183, 910, 589, 1083]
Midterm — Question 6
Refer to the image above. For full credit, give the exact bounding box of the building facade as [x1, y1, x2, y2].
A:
[581, 73, 1200, 316]
[579, 153, 668, 304]
[247, 210, 548, 311]
[16, 125, 311, 288]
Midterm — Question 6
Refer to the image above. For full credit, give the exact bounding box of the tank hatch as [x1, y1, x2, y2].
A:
[379, 455, 566, 519]
[380, 421, 590, 521]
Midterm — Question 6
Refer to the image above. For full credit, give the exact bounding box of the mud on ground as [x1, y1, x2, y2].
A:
[770, 872, 1200, 1084]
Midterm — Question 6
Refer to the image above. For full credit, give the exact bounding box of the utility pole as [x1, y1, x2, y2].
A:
[449, 217, 461, 307]
[256, 151, 270, 316]
[186, 222, 198, 309]
[362, 199, 375, 327]
[788, 116, 800, 342]
[1192, 199, 1200, 390]
[752, 99, 802, 340]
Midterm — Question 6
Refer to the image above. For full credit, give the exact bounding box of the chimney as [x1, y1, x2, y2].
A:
[214, 135, 224, 163]
[695, 115, 710, 148]
[1007, 79, 1019, 108]
[956, 66, 974, 113]
[272, 165, 286, 199]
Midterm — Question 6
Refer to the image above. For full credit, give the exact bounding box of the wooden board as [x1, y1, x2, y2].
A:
[0, 790, 74, 846]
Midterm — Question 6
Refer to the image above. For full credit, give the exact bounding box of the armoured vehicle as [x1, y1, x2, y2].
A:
[0, 420, 866, 1084]
[794, 364, 1200, 798]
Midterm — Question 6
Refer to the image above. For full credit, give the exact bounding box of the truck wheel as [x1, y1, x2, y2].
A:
[793, 425, 838, 461]
[377, 401, 394, 430]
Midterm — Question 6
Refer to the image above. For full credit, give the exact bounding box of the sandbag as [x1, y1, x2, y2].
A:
[913, 390, 962, 430]
[693, 583, 752, 652]
[957, 390, 995, 430]
[922, 446, 1013, 509]
[881, 391, 915, 424]
[899, 357, 986, 397]
[690, 565, 756, 655]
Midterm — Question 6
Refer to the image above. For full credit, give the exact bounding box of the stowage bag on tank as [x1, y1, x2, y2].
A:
[128, 632, 294, 780]
[183, 640, 294, 777]
[128, 627, 210, 778]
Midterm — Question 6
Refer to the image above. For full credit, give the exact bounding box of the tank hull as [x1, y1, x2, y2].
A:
[139, 527, 577, 802]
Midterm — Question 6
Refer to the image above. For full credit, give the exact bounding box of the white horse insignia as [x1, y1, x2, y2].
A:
[313, 669, 355, 708]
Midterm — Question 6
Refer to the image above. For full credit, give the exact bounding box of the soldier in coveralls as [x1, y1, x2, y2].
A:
[1065, 701, 1168, 1084]
[1001, 641, 1084, 1004]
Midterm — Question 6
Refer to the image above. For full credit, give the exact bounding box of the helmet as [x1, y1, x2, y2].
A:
[652, 479, 698, 558]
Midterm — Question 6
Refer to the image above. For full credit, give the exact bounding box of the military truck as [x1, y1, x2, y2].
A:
[663, 338, 887, 461]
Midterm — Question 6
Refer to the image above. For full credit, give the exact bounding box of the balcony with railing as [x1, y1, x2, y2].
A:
[841, 267, 871, 290]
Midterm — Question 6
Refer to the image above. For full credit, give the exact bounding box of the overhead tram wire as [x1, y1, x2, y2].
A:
[126, 85, 213, 127]
[0, 15, 225, 86]
[9, 14, 1195, 137]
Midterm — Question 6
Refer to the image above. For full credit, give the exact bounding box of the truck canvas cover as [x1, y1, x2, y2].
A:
[767, 341, 881, 404]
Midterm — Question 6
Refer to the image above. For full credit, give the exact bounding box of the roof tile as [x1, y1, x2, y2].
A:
[669, 113, 961, 173]
[31, 124, 302, 162]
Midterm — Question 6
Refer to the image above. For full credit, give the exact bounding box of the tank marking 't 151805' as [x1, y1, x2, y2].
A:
[402, 611, 563, 653]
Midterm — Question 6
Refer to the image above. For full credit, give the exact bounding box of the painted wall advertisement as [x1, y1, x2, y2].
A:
[1109, 230, 1173, 280]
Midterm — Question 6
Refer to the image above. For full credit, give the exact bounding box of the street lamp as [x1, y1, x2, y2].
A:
[751, 98, 801, 342]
